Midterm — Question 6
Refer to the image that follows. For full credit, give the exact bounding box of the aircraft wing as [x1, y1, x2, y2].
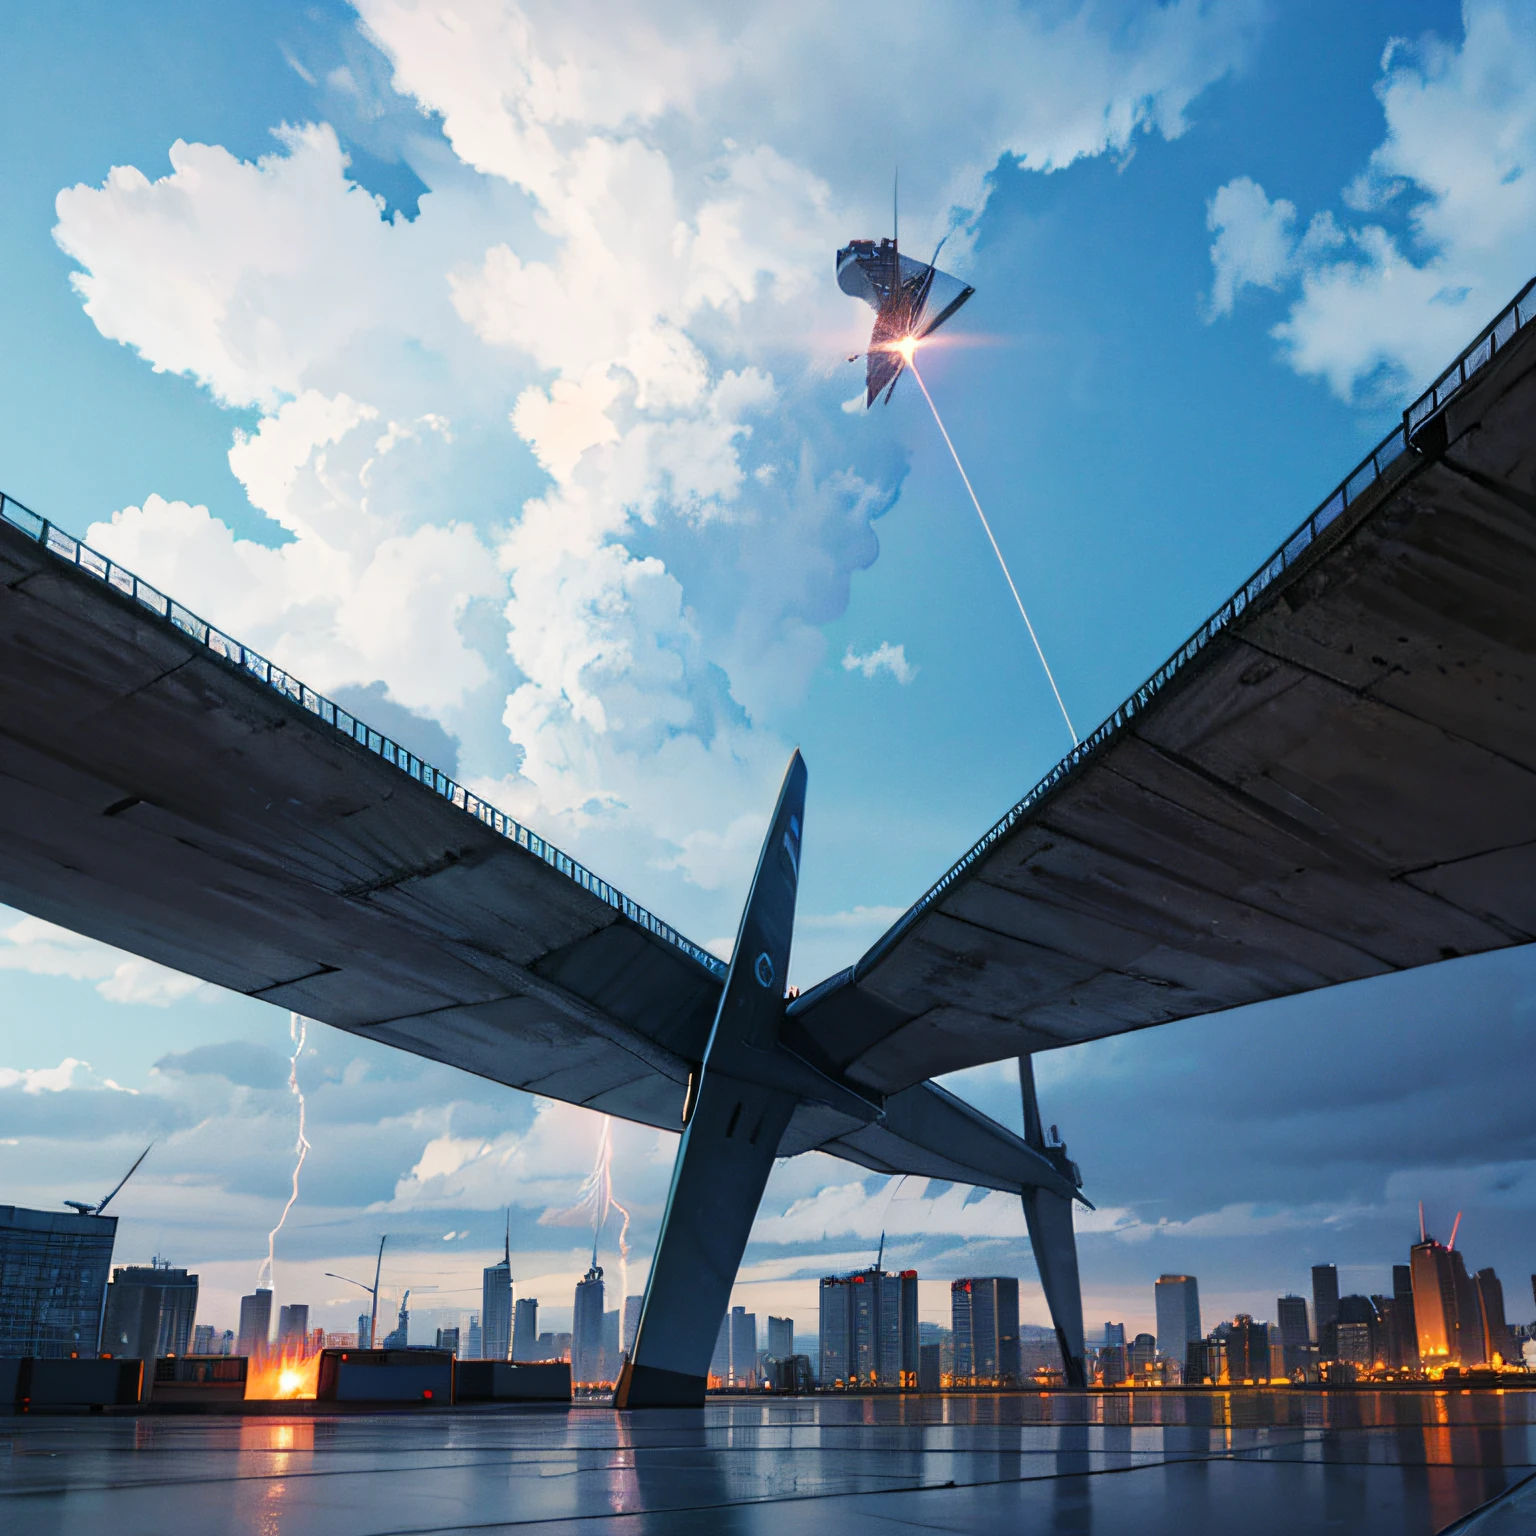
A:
[787, 285, 1536, 1095]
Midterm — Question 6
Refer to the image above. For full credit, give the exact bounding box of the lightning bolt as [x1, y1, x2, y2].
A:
[541, 1115, 631, 1298]
[258, 1012, 311, 1290]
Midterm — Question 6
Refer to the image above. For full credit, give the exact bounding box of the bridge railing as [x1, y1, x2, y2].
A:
[855, 273, 1536, 976]
[0, 494, 729, 981]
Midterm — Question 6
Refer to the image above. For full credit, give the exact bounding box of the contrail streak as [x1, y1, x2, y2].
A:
[259, 1012, 311, 1290]
[907, 356, 1078, 747]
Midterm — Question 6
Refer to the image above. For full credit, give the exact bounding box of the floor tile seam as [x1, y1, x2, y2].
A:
[1225, 1451, 1536, 1471]
[0, 1452, 584, 1499]
[0, 1430, 1337, 1460]
[0, 1440, 1272, 1486]
[346, 1450, 1231, 1536]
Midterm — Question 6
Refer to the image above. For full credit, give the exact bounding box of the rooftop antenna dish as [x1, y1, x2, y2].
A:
[64, 1143, 152, 1217]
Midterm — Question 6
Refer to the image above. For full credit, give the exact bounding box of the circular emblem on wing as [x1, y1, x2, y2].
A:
[753, 952, 775, 989]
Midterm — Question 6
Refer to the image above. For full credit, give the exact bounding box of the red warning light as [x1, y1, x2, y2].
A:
[423, 1389, 433, 1400]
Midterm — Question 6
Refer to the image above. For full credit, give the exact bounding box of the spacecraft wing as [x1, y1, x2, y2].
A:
[788, 303, 1536, 1095]
[839, 238, 975, 407]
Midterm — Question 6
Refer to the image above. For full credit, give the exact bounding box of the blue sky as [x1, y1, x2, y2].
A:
[2, 0, 1534, 1347]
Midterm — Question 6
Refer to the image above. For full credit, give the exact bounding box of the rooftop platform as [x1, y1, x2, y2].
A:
[2, 1391, 1532, 1533]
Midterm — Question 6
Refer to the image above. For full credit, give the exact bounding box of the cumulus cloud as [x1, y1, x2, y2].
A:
[841, 641, 917, 684]
[375, 1097, 670, 1213]
[153, 1041, 291, 1090]
[1207, 1, 1536, 399]
[0, 914, 207, 1006]
[0, 1058, 95, 1093]
[49, 0, 1254, 927]
[1205, 177, 1343, 318]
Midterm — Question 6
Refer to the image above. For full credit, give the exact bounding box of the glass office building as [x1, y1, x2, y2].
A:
[0, 1205, 118, 1358]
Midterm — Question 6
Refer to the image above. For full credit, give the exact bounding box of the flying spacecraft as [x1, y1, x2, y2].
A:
[837, 233, 974, 406]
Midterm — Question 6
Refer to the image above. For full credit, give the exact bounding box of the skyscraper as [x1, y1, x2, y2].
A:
[819, 1276, 850, 1384]
[951, 1278, 1021, 1385]
[1311, 1265, 1339, 1356]
[1391, 1265, 1420, 1370]
[1129, 1333, 1156, 1377]
[571, 1251, 605, 1383]
[1154, 1276, 1202, 1361]
[767, 1315, 793, 1359]
[0, 1204, 118, 1358]
[1475, 1269, 1512, 1364]
[512, 1296, 539, 1361]
[382, 1294, 409, 1348]
[481, 1220, 514, 1362]
[101, 1262, 199, 1360]
[1276, 1294, 1309, 1376]
[277, 1303, 309, 1351]
[601, 1309, 620, 1382]
[899, 1272, 919, 1386]
[1411, 1234, 1458, 1366]
[1336, 1296, 1379, 1368]
[1227, 1315, 1269, 1383]
[710, 1313, 730, 1385]
[1451, 1249, 1485, 1366]
[466, 1313, 483, 1360]
[820, 1267, 919, 1387]
[237, 1288, 273, 1360]
[729, 1305, 757, 1387]
[192, 1324, 216, 1355]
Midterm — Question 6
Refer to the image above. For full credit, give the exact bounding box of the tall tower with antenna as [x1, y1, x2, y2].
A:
[481, 1210, 514, 1361]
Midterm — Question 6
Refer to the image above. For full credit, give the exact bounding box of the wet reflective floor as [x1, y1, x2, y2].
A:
[2, 1390, 1533, 1534]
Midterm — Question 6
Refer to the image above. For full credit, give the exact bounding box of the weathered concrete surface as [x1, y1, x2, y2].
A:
[792, 312, 1536, 1094]
[0, 301, 1533, 1179]
[0, 521, 719, 1131]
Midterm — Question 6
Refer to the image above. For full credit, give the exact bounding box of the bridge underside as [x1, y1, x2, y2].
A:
[790, 315, 1536, 1093]
[0, 284, 1531, 1186]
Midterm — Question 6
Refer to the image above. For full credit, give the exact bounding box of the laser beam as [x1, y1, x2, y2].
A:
[907, 353, 1078, 747]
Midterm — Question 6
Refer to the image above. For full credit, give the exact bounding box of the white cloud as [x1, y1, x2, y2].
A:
[0, 1058, 90, 1093]
[0, 914, 207, 1007]
[800, 905, 907, 932]
[51, 0, 1255, 928]
[841, 641, 917, 685]
[0, 1057, 140, 1096]
[1206, 177, 1298, 318]
[1207, 1, 1536, 399]
[376, 1098, 669, 1212]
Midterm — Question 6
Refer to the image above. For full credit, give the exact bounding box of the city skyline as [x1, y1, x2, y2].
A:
[6, 1177, 1530, 1393]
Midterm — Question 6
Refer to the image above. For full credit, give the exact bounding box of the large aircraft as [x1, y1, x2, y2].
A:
[838, 231, 975, 406]
[0, 275, 1532, 1405]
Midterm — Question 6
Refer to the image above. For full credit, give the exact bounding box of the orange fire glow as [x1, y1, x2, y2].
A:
[244, 1345, 322, 1400]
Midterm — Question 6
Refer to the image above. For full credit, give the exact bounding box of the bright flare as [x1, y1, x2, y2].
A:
[896, 335, 918, 364]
